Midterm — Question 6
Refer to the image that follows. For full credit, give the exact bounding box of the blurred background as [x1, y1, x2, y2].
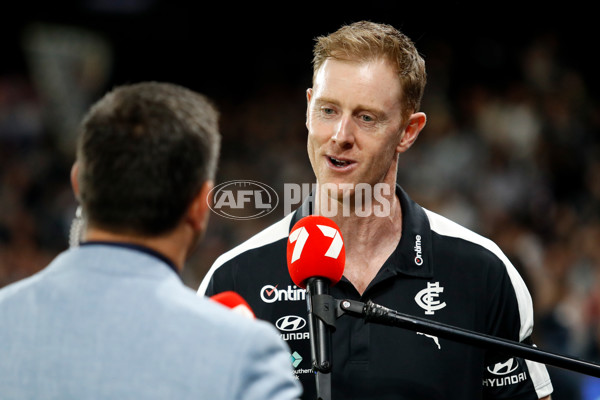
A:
[2, 1, 599, 397]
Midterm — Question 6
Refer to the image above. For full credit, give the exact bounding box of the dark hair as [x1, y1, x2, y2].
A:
[76, 81, 221, 236]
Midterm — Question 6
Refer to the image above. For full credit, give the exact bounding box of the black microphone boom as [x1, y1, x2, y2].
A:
[337, 298, 600, 378]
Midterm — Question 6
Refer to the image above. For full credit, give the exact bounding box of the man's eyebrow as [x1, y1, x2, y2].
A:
[313, 97, 340, 107]
[313, 97, 386, 116]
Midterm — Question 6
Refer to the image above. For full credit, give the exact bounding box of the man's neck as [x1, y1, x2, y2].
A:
[325, 193, 402, 251]
[313, 182, 403, 294]
[84, 227, 188, 272]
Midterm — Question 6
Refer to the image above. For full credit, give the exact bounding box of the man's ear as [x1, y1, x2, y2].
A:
[306, 88, 313, 129]
[397, 112, 427, 154]
[186, 180, 214, 233]
[70, 162, 80, 201]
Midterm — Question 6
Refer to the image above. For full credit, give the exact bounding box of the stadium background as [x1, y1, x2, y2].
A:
[1, 2, 599, 398]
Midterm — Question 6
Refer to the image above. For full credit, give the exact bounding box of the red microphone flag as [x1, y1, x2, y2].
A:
[286, 215, 345, 289]
[210, 291, 256, 319]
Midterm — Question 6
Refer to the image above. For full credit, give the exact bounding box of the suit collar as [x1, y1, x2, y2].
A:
[79, 241, 180, 278]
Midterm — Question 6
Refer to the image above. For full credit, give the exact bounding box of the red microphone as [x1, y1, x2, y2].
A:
[210, 291, 255, 319]
[286, 215, 345, 289]
[286, 215, 345, 396]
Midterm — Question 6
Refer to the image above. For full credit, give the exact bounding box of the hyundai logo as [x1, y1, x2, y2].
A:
[276, 315, 307, 332]
[487, 358, 519, 376]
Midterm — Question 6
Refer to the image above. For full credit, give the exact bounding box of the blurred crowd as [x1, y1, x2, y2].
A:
[1, 17, 599, 398]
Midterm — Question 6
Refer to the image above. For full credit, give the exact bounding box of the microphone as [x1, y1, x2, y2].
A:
[286, 215, 344, 289]
[287, 215, 345, 400]
[210, 291, 256, 319]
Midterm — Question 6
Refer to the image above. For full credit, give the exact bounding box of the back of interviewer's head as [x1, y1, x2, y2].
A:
[75, 81, 221, 237]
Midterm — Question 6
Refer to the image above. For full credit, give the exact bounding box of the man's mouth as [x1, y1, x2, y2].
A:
[327, 156, 354, 168]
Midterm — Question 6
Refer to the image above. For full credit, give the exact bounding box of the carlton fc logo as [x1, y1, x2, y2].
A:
[415, 282, 446, 315]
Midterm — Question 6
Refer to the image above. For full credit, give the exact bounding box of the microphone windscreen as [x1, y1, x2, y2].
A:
[286, 215, 345, 289]
[210, 291, 256, 319]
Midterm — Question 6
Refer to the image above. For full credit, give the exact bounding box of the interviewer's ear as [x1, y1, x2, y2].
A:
[70, 162, 80, 201]
[187, 180, 214, 233]
[397, 112, 427, 154]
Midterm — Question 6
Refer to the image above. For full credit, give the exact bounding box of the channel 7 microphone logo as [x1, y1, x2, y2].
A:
[286, 216, 345, 288]
[288, 224, 343, 263]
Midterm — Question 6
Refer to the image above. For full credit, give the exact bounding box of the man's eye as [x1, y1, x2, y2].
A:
[361, 114, 374, 122]
[322, 107, 335, 115]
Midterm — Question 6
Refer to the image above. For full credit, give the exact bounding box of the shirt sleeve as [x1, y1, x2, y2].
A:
[482, 260, 553, 399]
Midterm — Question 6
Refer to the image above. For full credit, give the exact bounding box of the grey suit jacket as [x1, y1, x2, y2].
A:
[0, 243, 301, 399]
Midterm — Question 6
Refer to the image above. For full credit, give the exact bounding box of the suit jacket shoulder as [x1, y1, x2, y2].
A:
[0, 245, 301, 400]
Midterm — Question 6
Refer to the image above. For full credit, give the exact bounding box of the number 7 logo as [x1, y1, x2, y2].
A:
[288, 226, 309, 264]
[288, 224, 343, 263]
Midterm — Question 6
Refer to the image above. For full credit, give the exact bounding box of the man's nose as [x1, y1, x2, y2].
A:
[332, 115, 355, 149]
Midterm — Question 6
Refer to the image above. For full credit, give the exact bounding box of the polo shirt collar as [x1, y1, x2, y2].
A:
[290, 184, 434, 279]
[391, 184, 434, 278]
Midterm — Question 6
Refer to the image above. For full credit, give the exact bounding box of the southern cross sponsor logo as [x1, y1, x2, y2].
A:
[260, 284, 306, 303]
[415, 281, 446, 315]
[290, 351, 303, 368]
[290, 351, 313, 377]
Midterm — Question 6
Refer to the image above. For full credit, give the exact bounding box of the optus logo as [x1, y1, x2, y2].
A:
[208, 180, 279, 220]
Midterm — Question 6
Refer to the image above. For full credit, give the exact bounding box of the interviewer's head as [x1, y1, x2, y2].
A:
[71, 82, 220, 241]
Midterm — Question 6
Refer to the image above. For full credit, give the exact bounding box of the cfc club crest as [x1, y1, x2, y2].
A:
[415, 281, 446, 315]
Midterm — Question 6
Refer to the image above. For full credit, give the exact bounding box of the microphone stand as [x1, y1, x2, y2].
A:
[306, 285, 337, 400]
[308, 294, 600, 399]
[334, 297, 600, 378]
